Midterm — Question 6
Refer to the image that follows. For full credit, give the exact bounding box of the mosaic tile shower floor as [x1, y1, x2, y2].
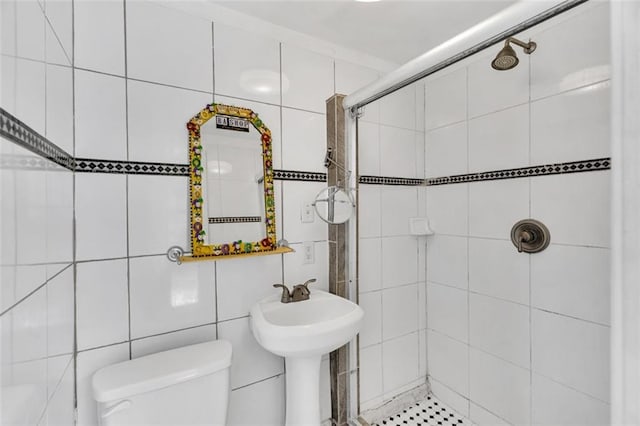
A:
[371, 395, 474, 426]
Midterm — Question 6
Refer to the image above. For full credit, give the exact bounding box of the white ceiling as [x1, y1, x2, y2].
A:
[212, 1, 517, 64]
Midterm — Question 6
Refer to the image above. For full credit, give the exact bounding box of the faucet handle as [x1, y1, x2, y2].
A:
[273, 284, 291, 303]
[301, 278, 316, 291]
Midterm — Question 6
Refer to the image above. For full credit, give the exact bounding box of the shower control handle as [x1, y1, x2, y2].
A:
[511, 219, 550, 254]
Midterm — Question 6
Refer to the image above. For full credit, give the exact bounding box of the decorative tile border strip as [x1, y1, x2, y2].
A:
[0, 108, 74, 170]
[0, 153, 68, 172]
[358, 175, 424, 186]
[358, 158, 611, 187]
[74, 158, 189, 176]
[208, 216, 262, 224]
[426, 158, 611, 186]
[273, 169, 327, 182]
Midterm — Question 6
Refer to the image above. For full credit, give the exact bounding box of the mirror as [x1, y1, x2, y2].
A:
[187, 103, 287, 259]
[312, 186, 355, 224]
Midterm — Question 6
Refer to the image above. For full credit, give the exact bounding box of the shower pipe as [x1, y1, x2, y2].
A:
[343, 0, 588, 112]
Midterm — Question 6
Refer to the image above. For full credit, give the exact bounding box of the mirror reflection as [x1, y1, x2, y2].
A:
[201, 118, 265, 244]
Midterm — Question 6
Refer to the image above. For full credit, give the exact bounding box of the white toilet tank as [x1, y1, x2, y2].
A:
[92, 340, 232, 426]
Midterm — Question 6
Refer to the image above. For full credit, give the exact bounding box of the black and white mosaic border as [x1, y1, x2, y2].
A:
[426, 158, 611, 186]
[208, 216, 262, 224]
[273, 169, 327, 182]
[359, 158, 611, 187]
[0, 108, 74, 170]
[74, 158, 189, 176]
[359, 175, 424, 186]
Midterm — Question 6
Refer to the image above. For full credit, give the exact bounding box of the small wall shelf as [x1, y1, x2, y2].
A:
[170, 246, 295, 264]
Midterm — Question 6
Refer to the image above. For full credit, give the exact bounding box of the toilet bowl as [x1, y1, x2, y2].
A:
[92, 340, 232, 426]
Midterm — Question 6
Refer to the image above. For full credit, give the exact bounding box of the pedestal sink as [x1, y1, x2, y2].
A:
[249, 289, 364, 426]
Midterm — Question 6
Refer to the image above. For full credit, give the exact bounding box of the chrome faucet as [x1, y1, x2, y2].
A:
[273, 279, 316, 303]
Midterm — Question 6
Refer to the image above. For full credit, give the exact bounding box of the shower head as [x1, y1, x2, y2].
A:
[491, 37, 536, 71]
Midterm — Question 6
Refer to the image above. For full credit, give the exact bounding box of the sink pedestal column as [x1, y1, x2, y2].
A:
[285, 355, 322, 426]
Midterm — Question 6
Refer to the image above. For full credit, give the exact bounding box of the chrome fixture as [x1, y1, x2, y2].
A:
[511, 219, 550, 253]
[166, 245, 185, 264]
[491, 37, 537, 70]
[273, 279, 316, 303]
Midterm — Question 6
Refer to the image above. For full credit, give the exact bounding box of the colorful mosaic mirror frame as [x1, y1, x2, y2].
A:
[187, 103, 277, 258]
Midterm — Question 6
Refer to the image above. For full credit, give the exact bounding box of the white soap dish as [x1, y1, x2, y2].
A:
[409, 217, 434, 236]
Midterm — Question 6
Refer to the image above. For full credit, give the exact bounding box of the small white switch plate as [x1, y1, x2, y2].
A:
[301, 202, 315, 223]
[303, 241, 315, 264]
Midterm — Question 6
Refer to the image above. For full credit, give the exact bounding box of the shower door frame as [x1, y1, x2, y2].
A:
[344, 0, 640, 423]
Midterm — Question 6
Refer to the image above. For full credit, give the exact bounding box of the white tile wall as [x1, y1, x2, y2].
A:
[468, 237, 529, 305]
[531, 244, 610, 325]
[126, 1, 213, 92]
[469, 293, 530, 368]
[382, 332, 420, 394]
[379, 125, 418, 178]
[131, 324, 217, 358]
[281, 43, 334, 113]
[360, 344, 383, 404]
[214, 22, 280, 105]
[128, 256, 216, 339]
[75, 173, 127, 261]
[45, 64, 73, 153]
[127, 80, 212, 164]
[426, 184, 468, 236]
[74, 0, 125, 75]
[530, 4, 610, 100]
[216, 254, 283, 321]
[531, 309, 610, 402]
[358, 238, 382, 293]
[468, 104, 529, 172]
[426, 235, 467, 289]
[531, 171, 610, 247]
[531, 82, 611, 164]
[425, 68, 466, 131]
[359, 291, 382, 348]
[532, 373, 610, 426]
[227, 374, 285, 426]
[281, 108, 327, 173]
[427, 282, 468, 343]
[218, 317, 284, 390]
[74, 70, 127, 160]
[381, 236, 418, 288]
[76, 260, 129, 351]
[380, 186, 418, 236]
[468, 178, 529, 239]
[382, 284, 418, 340]
[469, 348, 530, 426]
[427, 330, 468, 397]
[127, 175, 189, 256]
[425, 122, 467, 178]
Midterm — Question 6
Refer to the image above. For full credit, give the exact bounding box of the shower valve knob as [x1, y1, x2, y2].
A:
[511, 219, 550, 254]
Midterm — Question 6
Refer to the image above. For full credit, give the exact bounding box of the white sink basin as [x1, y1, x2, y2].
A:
[249, 289, 364, 426]
[250, 290, 364, 358]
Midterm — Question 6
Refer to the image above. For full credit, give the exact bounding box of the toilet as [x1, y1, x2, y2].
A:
[92, 340, 232, 425]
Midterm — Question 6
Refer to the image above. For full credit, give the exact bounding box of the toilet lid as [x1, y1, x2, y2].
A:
[92, 340, 232, 402]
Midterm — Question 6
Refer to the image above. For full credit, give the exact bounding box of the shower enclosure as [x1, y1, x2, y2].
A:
[345, 1, 620, 424]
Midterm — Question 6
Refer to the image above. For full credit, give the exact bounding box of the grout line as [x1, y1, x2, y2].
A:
[0, 263, 73, 317]
[122, 0, 134, 361]
[426, 280, 611, 328]
[230, 372, 284, 392]
[464, 65, 472, 418]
